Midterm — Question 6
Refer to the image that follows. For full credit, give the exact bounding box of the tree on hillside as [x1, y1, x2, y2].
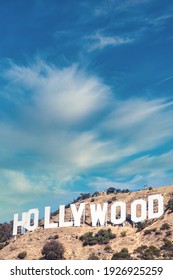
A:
[0, 222, 13, 243]
[41, 240, 65, 260]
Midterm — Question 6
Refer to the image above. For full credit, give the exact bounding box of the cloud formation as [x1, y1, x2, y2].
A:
[86, 32, 133, 51]
[1, 59, 173, 220]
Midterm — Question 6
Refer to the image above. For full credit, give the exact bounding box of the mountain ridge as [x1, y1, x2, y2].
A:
[0, 185, 173, 260]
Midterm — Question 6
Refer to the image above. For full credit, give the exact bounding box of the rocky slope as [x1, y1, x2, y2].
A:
[0, 186, 173, 260]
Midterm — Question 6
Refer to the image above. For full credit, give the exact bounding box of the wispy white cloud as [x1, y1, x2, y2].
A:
[0, 168, 48, 220]
[93, 2, 173, 44]
[94, 0, 151, 15]
[0, 60, 115, 219]
[0, 168, 80, 221]
[87, 176, 136, 191]
[2, 60, 173, 175]
[114, 0, 151, 11]
[1, 59, 173, 220]
[147, 14, 173, 26]
[4, 61, 111, 123]
[115, 151, 173, 188]
[86, 32, 133, 51]
[101, 97, 173, 154]
[117, 150, 173, 176]
[152, 74, 173, 86]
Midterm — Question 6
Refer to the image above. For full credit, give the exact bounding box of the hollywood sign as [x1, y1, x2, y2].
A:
[13, 194, 164, 235]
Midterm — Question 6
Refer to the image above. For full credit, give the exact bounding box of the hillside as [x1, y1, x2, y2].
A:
[0, 186, 173, 260]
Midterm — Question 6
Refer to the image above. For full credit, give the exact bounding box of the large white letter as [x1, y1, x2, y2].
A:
[44, 207, 58, 229]
[25, 209, 39, 232]
[13, 212, 27, 236]
[111, 202, 126, 225]
[131, 199, 147, 223]
[90, 203, 108, 226]
[59, 205, 73, 227]
[71, 203, 85, 226]
[148, 194, 164, 219]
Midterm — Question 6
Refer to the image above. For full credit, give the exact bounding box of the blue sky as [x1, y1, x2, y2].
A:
[0, 0, 173, 222]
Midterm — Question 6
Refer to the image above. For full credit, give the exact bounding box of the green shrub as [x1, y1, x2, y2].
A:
[122, 188, 130, 193]
[136, 222, 146, 232]
[162, 251, 173, 259]
[106, 187, 116, 194]
[165, 231, 172, 237]
[0, 222, 13, 243]
[18, 251, 27, 259]
[144, 228, 156, 235]
[111, 248, 131, 260]
[79, 232, 93, 242]
[48, 234, 59, 240]
[88, 253, 99, 260]
[104, 245, 112, 252]
[80, 229, 116, 246]
[0, 243, 5, 250]
[134, 245, 148, 254]
[160, 238, 173, 251]
[41, 240, 65, 260]
[65, 204, 70, 209]
[97, 237, 109, 244]
[79, 232, 95, 246]
[144, 229, 152, 235]
[155, 231, 161, 235]
[160, 223, 170, 230]
[120, 231, 126, 237]
[92, 192, 100, 197]
[134, 245, 160, 260]
[136, 220, 153, 232]
[95, 229, 116, 244]
[83, 239, 98, 246]
[167, 198, 173, 212]
[140, 249, 157, 259]
[148, 246, 160, 257]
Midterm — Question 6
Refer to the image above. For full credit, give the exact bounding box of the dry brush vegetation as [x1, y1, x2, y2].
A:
[0, 186, 173, 260]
